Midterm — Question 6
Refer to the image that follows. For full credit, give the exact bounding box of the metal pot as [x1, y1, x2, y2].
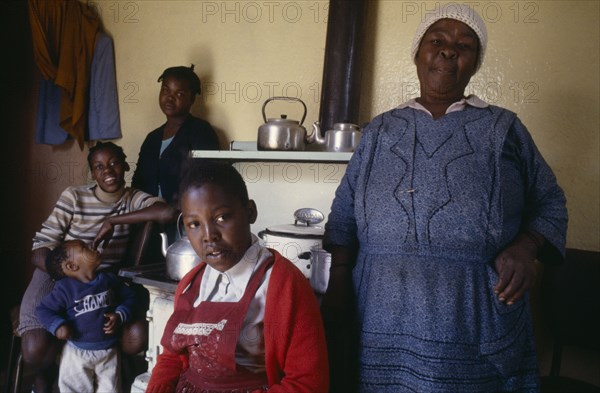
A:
[307, 122, 362, 152]
[308, 246, 331, 294]
[257, 96, 308, 151]
[257, 208, 324, 279]
[160, 214, 201, 281]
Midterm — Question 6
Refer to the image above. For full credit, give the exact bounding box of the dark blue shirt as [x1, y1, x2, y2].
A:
[36, 272, 137, 350]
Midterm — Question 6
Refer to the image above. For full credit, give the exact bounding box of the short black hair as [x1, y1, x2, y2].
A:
[45, 245, 69, 281]
[87, 141, 127, 168]
[179, 159, 249, 206]
[158, 65, 201, 96]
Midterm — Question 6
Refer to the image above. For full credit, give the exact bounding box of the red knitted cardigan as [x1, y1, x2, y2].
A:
[146, 249, 329, 393]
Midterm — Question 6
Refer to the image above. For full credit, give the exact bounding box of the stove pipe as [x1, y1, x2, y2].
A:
[318, 0, 367, 132]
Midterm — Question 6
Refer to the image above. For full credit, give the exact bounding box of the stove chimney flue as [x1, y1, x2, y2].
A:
[318, 0, 367, 133]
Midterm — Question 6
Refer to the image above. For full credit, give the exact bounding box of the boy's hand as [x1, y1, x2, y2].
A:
[103, 312, 122, 335]
[55, 324, 72, 340]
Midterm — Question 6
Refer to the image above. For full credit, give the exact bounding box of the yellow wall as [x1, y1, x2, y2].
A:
[99, 0, 599, 251]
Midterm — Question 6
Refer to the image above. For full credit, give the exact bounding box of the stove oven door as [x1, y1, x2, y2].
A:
[146, 291, 175, 373]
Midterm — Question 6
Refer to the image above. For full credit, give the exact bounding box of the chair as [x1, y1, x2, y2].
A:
[3, 221, 159, 393]
[123, 221, 165, 267]
[540, 248, 600, 392]
[4, 305, 23, 393]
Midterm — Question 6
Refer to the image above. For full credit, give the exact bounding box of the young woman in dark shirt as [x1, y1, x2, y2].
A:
[132, 65, 220, 242]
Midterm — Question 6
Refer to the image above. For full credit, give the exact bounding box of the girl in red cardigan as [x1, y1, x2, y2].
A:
[146, 160, 329, 393]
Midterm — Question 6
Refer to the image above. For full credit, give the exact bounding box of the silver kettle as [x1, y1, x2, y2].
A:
[257, 96, 308, 151]
[160, 214, 201, 281]
[307, 122, 361, 152]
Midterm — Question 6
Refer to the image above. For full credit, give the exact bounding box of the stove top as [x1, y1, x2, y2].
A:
[119, 263, 178, 293]
[138, 271, 177, 282]
[119, 262, 167, 278]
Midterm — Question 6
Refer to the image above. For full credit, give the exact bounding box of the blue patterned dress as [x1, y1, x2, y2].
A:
[324, 105, 568, 392]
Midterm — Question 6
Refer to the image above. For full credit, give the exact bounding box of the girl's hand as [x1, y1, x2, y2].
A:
[93, 220, 114, 250]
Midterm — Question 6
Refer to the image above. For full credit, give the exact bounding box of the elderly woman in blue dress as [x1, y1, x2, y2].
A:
[322, 4, 568, 393]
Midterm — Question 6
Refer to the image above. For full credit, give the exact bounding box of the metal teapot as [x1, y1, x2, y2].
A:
[257, 96, 308, 151]
[307, 122, 362, 152]
[160, 214, 201, 281]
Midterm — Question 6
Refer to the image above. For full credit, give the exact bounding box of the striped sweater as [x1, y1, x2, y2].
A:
[32, 185, 163, 266]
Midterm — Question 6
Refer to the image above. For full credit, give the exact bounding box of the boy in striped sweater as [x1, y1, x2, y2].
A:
[37, 239, 137, 392]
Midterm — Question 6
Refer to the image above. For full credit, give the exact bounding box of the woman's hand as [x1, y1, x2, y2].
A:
[92, 219, 115, 250]
[493, 230, 543, 305]
[103, 312, 122, 335]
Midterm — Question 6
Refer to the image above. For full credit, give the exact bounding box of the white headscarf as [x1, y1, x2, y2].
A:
[411, 3, 488, 72]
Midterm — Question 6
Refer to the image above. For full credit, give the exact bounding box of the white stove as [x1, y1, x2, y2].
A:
[120, 265, 178, 392]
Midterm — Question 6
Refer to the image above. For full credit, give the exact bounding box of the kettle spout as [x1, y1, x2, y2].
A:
[306, 121, 325, 144]
[159, 232, 169, 257]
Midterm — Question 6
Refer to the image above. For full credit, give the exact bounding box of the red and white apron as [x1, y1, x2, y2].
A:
[161, 259, 273, 393]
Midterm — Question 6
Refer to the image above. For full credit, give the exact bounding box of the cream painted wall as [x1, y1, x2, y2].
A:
[98, 0, 599, 251]
[100, 0, 328, 156]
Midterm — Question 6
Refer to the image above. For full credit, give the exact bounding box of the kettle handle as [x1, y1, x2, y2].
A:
[262, 96, 307, 125]
[177, 213, 185, 238]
